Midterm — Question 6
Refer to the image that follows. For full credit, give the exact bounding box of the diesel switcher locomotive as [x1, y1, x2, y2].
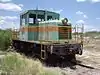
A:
[12, 10, 84, 64]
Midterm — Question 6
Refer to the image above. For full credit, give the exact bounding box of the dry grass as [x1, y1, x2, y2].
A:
[0, 52, 67, 75]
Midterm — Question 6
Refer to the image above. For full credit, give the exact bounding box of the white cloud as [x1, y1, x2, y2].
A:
[0, 19, 5, 25]
[18, 4, 24, 7]
[76, 11, 88, 19]
[0, 16, 19, 29]
[37, 8, 63, 14]
[0, 3, 23, 11]
[76, 11, 84, 15]
[84, 25, 100, 32]
[76, 24, 99, 32]
[76, 0, 86, 2]
[76, 20, 85, 24]
[49, 8, 63, 13]
[0, 16, 18, 20]
[96, 18, 100, 19]
[54, 9, 63, 13]
[90, 28, 98, 31]
[76, 0, 100, 3]
[83, 15, 88, 19]
[91, 0, 100, 3]
[76, 19, 99, 32]
[0, 20, 19, 29]
[0, 0, 11, 2]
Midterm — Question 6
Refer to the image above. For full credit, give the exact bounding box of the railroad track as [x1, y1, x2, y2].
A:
[60, 60, 100, 75]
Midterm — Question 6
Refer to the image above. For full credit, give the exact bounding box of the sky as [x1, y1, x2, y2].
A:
[0, 0, 100, 31]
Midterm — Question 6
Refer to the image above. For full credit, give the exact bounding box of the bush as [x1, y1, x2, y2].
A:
[0, 52, 67, 75]
[0, 29, 12, 51]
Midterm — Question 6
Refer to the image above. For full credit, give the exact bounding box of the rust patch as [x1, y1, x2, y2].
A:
[20, 26, 72, 32]
[20, 26, 59, 32]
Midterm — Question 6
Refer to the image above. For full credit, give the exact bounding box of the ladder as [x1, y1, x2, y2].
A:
[41, 44, 46, 60]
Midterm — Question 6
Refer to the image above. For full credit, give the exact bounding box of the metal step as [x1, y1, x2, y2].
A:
[41, 44, 46, 60]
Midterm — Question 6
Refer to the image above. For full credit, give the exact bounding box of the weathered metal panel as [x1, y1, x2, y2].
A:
[38, 32, 45, 40]
[49, 31, 58, 40]
[28, 32, 38, 41]
[38, 31, 58, 41]
[19, 32, 28, 41]
[38, 22, 59, 41]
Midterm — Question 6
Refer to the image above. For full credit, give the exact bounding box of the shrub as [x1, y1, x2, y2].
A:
[0, 29, 12, 51]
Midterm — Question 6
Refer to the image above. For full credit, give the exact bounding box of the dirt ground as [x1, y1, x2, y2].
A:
[62, 39, 100, 75]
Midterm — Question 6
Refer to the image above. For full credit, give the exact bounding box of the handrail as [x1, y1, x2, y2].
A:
[72, 24, 84, 44]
